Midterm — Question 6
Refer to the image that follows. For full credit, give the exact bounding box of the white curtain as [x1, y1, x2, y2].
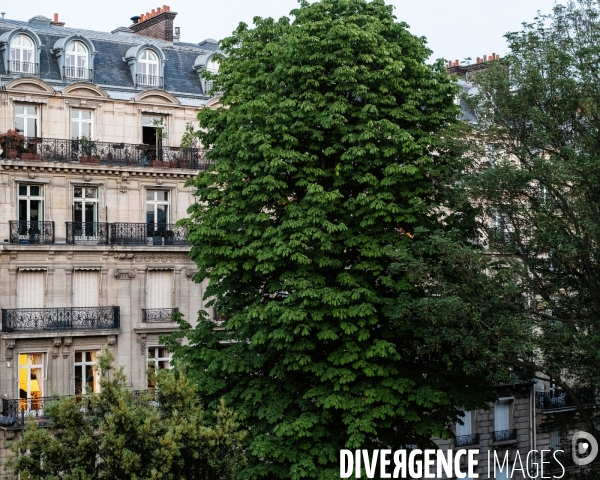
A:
[73, 270, 99, 307]
[494, 400, 510, 432]
[147, 271, 172, 309]
[17, 271, 44, 308]
[456, 410, 471, 437]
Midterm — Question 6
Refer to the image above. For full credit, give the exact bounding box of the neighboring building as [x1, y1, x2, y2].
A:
[0, 5, 221, 470]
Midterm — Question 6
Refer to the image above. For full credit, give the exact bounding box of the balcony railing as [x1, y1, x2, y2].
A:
[63, 66, 92, 81]
[535, 390, 593, 412]
[0, 137, 211, 170]
[136, 74, 163, 89]
[493, 429, 517, 442]
[66, 222, 109, 245]
[142, 308, 179, 322]
[454, 434, 480, 447]
[110, 223, 188, 246]
[1, 306, 120, 332]
[9, 220, 54, 244]
[7, 60, 39, 76]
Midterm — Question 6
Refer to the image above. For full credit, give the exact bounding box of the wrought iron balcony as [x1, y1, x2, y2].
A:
[7, 60, 39, 76]
[9, 220, 54, 244]
[66, 222, 109, 245]
[63, 66, 93, 81]
[535, 390, 593, 412]
[492, 429, 517, 443]
[1, 306, 120, 332]
[0, 136, 211, 170]
[454, 433, 480, 447]
[136, 74, 163, 89]
[142, 308, 179, 322]
[109, 223, 187, 246]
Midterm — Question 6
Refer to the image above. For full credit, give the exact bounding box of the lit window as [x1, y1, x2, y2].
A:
[9, 34, 34, 74]
[65, 41, 89, 79]
[19, 353, 43, 411]
[138, 49, 159, 87]
[71, 109, 92, 138]
[147, 347, 171, 389]
[74, 351, 99, 394]
[15, 105, 38, 137]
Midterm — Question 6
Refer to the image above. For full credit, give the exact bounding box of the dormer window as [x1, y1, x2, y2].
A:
[65, 41, 89, 80]
[204, 58, 219, 93]
[138, 49, 159, 87]
[9, 34, 35, 74]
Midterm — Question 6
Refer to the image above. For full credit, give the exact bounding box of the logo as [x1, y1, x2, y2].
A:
[572, 431, 598, 466]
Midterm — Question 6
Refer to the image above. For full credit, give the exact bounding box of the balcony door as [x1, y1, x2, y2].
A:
[73, 187, 98, 242]
[74, 351, 99, 394]
[18, 353, 43, 411]
[10, 35, 34, 73]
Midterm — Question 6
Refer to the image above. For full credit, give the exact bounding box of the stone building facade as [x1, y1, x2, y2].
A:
[0, 5, 221, 471]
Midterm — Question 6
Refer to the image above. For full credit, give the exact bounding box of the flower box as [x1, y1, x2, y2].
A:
[80, 156, 100, 164]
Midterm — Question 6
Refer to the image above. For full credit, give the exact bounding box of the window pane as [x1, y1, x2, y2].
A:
[81, 122, 91, 137]
[71, 109, 79, 119]
[19, 185, 27, 196]
[85, 188, 98, 198]
[147, 190, 155, 201]
[30, 186, 40, 196]
[74, 187, 82, 198]
[15, 105, 24, 115]
[159, 348, 169, 358]
[161, 191, 168, 201]
[75, 351, 82, 362]
[148, 348, 156, 359]
[14, 117, 24, 134]
[71, 121, 79, 137]
[82, 110, 91, 120]
[85, 352, 92, 362]
[18, 199, 27, 221]
[146, 209, 155, 224]
[26, 106, 36, 116]
[27, 118, 37, 137]
[29, 200, 41, 221]
[156, 205, 168, 223]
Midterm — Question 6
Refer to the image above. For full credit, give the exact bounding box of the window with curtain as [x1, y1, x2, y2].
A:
[17, 270, 44, 308]
[146, 270, 172, 309]
[73, 270, 99, 307]
[456, 410, 472, 437]
[494, 400, 510, 433]
[19, 353, 43, 410]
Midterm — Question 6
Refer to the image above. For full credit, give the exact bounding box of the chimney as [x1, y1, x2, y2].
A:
[51, 13, 65, 26]
[129, 5, 177, 41]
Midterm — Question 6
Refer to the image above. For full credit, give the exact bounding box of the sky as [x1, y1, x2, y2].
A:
[2, 0, 558, 62]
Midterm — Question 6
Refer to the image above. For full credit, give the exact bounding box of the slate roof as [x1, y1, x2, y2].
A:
[0, 17, 218, 100]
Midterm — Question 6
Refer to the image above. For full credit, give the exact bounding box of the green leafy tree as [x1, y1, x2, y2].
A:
[461, 0, 600, 464]
[6, 350, 246, 480]
[172, 0, 523, 478]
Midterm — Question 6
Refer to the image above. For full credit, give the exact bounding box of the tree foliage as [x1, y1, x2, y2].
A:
[173, 0, 522, 478]
[6, 350, 246, 480]
[462, 0, 600, 452]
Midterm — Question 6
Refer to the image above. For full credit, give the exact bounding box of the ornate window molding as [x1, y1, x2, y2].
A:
[52, 35, 97, 81]
[0, 28, 43, 76]
[123, 43, 166, 89]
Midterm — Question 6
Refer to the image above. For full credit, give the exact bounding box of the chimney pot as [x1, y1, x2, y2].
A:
[53, 13, 58, 22]
[483, 55, 487, 62]
[164, 5, 170, 11]
[157, 7, 162, 13]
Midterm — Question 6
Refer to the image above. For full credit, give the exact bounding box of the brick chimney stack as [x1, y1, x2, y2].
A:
[129, 5, 177, 42]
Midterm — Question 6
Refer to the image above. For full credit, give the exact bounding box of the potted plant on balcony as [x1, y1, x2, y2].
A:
[0, 130, 25, 159]
[164, 229, 175, 245]
[79, 135, 100, 164]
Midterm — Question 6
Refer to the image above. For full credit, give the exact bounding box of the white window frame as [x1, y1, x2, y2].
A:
[18, 184, 44, 222]
[146, 346, 172, 389]
[138, 49, 159, 87]
[65, 41, 89, 79]
[9, 34, 34, 73]
[71, 109, 93, 139]
[74, 350, 99, 394]
[146, 190, 170, 224]
[15, 104, 39, 137]
[18, 352, 44, 409]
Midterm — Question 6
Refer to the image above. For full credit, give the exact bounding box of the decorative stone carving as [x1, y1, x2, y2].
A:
[28, 172, 37, 179]
[62, 337, 72, 358]
[120, 172, 129, 192]
[139, 334, 147, 354]
[83, 174, 92, 182]
[114, 269, 136, 279]
[4, 340, 15, 361]
[113, 253, 134, 260]
[106, 335, 116, 350]
[134, 254, 190, 263]
[156, 178, 164, 185]
[186, 269, 198, 278]
[51, 337, 62, 359]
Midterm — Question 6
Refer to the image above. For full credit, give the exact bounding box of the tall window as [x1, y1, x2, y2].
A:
[494, 400, 510, 434]
[142, 115, 165, 150]
[19, 184, 44, 223]
[71, 109, 92, 138]
[19, 353, 43, 410]
[73, 187, 99, 242]
[138, 49, 159, 86]
[65, 41, 88, 79]
[15, 105, 38, 137]
[10, 34, 34, 73]
[456, 410, 472, 438]
[146, 190, 169, 225]
[74, 351, 99, 394]
[147, 347, 171, 389]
